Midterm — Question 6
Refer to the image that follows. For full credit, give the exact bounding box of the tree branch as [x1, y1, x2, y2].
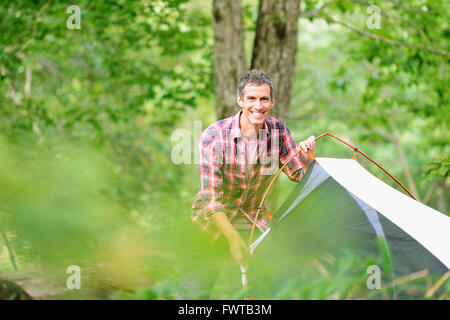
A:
[364, 117, 420, 200]
[423, 181, 434, 205]
[387, 0, 440, 15]
[7, 85, 22, 105]
[39, 58, 66, 80]
[290, 110, 387, 121]
[366, 123, 394, 142]
[24, 66, 32, 99]
[16, 1, 51, 57]
[1, 227, 18, 271]
[388, 116, 421, 201]
[299, 1, 334, 18]
[350, 0, 433, 44]
[319, 15, 450, 56]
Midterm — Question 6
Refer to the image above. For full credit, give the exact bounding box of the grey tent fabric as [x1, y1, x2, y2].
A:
[248, 159, 449, 299]
[316, 157, 450, 268]
[349, 193, 385, 237]
[279, 162, 330, 222]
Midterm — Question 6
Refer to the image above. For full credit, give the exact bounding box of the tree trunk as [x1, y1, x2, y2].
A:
[251, 0, 301, 124]
[251, 0, 301, 212]
[212, 0, 246, 120]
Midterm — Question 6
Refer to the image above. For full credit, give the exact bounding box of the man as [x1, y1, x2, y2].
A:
[191, 69, 315, 270]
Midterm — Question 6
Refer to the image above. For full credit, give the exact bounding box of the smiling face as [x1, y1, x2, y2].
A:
[237, 83, 274, 130]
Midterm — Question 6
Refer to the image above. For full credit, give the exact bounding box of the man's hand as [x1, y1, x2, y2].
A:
[298, 135, 316, 172]
[225, 230, 249, 265]
[210, 211, 249, 265]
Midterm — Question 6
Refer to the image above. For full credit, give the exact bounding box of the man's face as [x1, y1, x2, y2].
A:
[237, 83, 274, 126]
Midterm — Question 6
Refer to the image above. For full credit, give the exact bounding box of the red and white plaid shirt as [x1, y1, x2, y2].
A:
[191, 110, 304, 241]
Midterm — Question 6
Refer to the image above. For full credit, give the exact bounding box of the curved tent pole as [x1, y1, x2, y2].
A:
[244, 132, 417, 291]
[315, 133, 417, 201]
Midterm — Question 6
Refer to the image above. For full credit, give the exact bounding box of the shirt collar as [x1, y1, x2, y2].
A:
[230, 109, 270, 140]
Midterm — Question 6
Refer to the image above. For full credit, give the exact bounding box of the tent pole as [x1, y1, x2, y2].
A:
[315, 133, 417, 200]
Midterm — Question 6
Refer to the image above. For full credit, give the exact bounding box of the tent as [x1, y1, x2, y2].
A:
[246, 155, 450, 299]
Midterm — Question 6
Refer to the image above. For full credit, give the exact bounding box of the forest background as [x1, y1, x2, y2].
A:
[0, 0, 448, 299]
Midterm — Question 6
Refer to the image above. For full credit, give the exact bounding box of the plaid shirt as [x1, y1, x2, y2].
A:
[191, 110, 304, 241]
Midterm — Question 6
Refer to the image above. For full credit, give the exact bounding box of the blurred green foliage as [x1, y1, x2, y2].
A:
[0, 0, 448, 299]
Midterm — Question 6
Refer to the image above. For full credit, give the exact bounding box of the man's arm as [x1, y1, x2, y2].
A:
[280, 123, 315, 182]
[298, 136, 315, 172]
[210, 211, 248, 265]
[196, 127, 248, 264]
